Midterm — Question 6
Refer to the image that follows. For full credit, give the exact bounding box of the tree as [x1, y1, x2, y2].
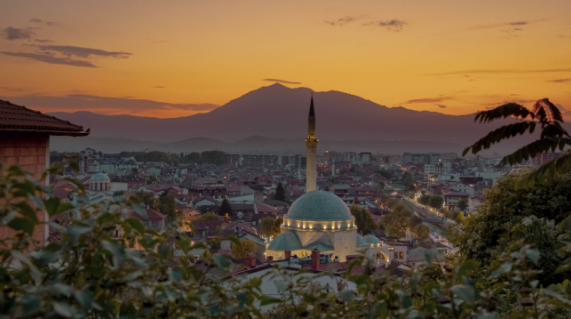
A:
[147, 175, 160, 185]
[273, 217, 283, 237]
[218, 198, 232, 217]
[185, 152, 202, 163]
[428, 195, 444, 209]
[373, 182, 385, 193]
[457, 198, 468, 212]
[274, 182, 286, 202]
[231, 239, 255, 259]
[261, 217, 276, 239]
[451, 171, 571, 286]
[412, 223, 430, 239]
[463, 98, 571, 188]
[350, 205, 378, 234]
[158, 193, 181, 223]
[380, 211, 409, 238]
[392, 202, 414, 217]
[409, 214, 422, 229]
[409, 193, 416, 200]
[197, 213, 220, 221]
[401, 172, 413, 191]
[134, 191, 158, 210]
[376, 169, 393, 180]
[201, 150, 225, 165]
[131, 167, 139, 174]
[418, 194, 431, 205]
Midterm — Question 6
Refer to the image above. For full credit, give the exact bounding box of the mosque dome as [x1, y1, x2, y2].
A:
[90, 172, 110, 182]
[267, 231, 303, 251]
[286, 190, 352, 222]
[363, 234, 381, 244]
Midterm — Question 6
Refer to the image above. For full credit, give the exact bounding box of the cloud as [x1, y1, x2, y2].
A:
[363, 19, 406, 32]
[435, 104, 447, 108]
[152, 86, 165, 89]
[547, 78, 571, 83]
[3, 27, 34, 40]
[263, 78, 302, 85]
[0, 87, 24, 92]
[30, 18, 58, 27]
[0, 94, 219, 115]
[403, 96, 453, 104]
[1, 52, 96, 67]
[34, 39, 53, 43]
[467, 19, 544, 30]
[324, 16, 357, 26]
[34, 45, 132, 58]
[428, 68, 571, 76]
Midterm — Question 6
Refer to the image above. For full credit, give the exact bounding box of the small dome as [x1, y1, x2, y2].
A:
[356, 234, 369, 247]
[363, 234, 381, 244]
[286, 190, 352, 222]
[267, 231, 303, 251]
[90, 173, 110, 182]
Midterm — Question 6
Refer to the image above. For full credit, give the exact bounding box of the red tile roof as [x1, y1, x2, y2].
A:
[0, 99, 89, 136]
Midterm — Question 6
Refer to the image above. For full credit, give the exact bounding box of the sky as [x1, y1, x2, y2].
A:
[1, 0, 570, 118]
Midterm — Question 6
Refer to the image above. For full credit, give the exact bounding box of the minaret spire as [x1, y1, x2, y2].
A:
[305, 92, 318, 193]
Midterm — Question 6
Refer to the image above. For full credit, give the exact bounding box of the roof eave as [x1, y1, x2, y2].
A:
[0, 129, 90, 137]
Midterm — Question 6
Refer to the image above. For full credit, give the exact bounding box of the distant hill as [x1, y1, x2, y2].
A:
[42, 83, 561, 155]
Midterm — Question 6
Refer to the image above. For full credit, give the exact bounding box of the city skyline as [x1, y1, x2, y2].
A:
[1, 0, 570, 118]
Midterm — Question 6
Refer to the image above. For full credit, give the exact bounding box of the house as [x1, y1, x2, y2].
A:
[442, 191, 470, 211]
[0, 99, 89, 246]
[125, 206, 167, 232]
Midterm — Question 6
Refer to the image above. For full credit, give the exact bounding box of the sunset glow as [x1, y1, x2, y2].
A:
[1, 0, 570, 118]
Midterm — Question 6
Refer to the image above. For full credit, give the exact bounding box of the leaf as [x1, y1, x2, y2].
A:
[260, 297, 282, 306]
[463, 122, 536, 157]
[53, 302, 77, 318]
[212, 254, 231, 269]
[8, 217, 34, 235]
[56, 203, 75, 215]
[424, 249, 437, 264]
[339, 290, 355, 303]
[489, 263, 512, 279]
[133, 203, 148, 219]
[450, 285, 475, 303]
[44, 197, 61, 217]
[15, 202, 38, 223]
[169, 268, 183, 282]
[458, 260, 479, 278]
[21, 295, 41, 317]
[526, 249, 541, 265]
[126, 218, 145, 236]
[122, 271, 143, 283]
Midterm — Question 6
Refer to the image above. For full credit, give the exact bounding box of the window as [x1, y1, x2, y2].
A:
[376, 253, 381, 261]
[399, 251, 404, 259]
[394, 252, 398, 259]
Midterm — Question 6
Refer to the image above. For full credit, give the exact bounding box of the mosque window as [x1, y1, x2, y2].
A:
[394, 252, 398, 259]
[376, 253, 381, 261]
[399, 252, 404, 259]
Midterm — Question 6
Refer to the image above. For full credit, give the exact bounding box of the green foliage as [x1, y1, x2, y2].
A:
[380, 211, 409, 238]
[231, 239, 255, 259]
[218, 198, 232, 217]
[146, 175, 161, 185]
[350, 205, 378, 235]
[4, 162, 571, 318]
[409, 193, 415, 200]
[418, 194, 431, 205]
[200, 150, 225, 165]
[274, 182, 286, 202]
[428, 195, 444, 209]
[158, 192, 181, 223]
[451, 171, 571, 287]
[261, 217, 277, 238]
[463, 98, 571, 188]
[376, 168, 393, 180]
[401, 172, 413, 191]
[373, 181, 385, 193]
[134, 150, 182, 165]
[409, 214, 422, 228]
[457, 198, 468, 211]
[412, 223, 430, 238]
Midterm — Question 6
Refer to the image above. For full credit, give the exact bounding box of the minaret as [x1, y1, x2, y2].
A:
[305, 93, 318, 192]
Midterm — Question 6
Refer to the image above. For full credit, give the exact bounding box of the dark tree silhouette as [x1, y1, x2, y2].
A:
[274, 182, 286, 202]
[218, 198, 233, 217]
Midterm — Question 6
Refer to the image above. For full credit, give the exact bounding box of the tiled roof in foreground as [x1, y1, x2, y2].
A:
[0, 99, 89, 136]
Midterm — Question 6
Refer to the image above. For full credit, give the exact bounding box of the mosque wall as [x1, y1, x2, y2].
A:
[331, 229, 357, 262]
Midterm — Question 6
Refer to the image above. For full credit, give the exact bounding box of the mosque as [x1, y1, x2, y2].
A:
[265, 94, 393, 265]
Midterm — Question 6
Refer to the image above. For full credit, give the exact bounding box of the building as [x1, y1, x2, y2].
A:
[305, 95, 318, 192]
[531, 152, 564, 168]
[0, 99, 89, 246]
[403, 152, 439, 165]
[266, 190, 393, 264]
[424, 163, 451, 176]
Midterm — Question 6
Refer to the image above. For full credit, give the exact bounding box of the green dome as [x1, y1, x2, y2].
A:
[356, 234, 369, 247]
[363, 234, 381, 244]
[267, 231, 302, 251]
[286, 190, 352, 222]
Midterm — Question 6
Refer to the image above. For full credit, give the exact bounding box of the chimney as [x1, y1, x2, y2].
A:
[284, 250, 291, 261]
[245, 252, 257, 268]
[311, 248, 320, 271]
[267, 256, 273, 264]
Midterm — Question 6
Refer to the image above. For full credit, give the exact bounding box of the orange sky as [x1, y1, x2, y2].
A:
[1, 0, 570, 118]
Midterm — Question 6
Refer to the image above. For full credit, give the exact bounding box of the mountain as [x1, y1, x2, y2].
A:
[50, 135, 463, 154]
[46, 83, 558, 155]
